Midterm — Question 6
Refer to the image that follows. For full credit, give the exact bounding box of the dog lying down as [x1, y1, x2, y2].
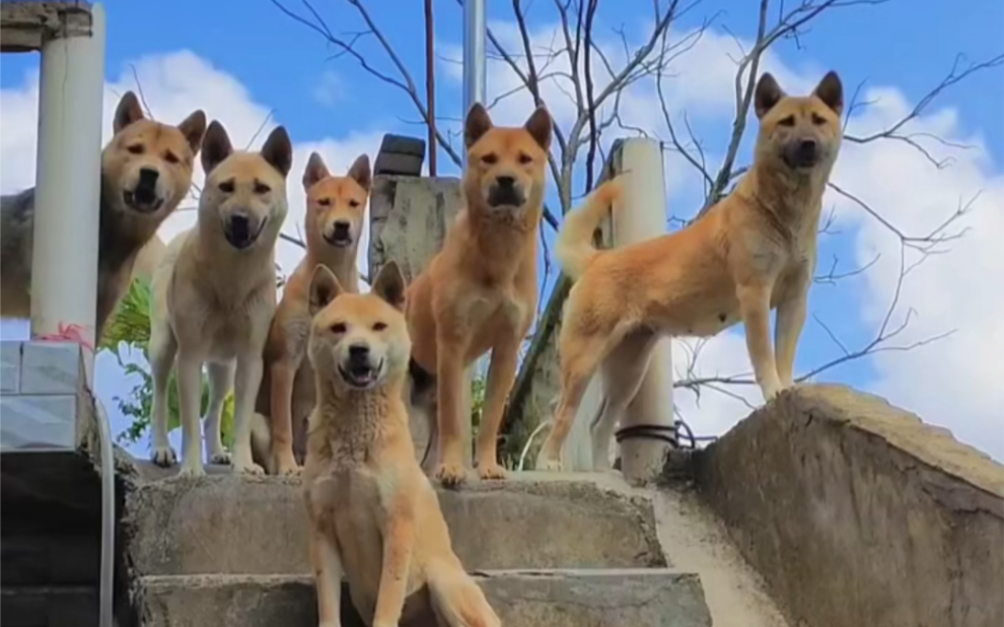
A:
[303, 260, 501, 627]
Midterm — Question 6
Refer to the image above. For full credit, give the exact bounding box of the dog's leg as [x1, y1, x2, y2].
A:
[149, 326, 178, 467]
[434, 341, 469, 487]
[474, 332, 522, 480]
[536, 327, 617, 471]
[737, 281, 783, 401]
[231, 351, 266, 475]
[204, 361, 235, 465]
[269, 357, 302, 475]
[591, 330, 658, 471]
[311, 528, 344, 627]
[175, 351, 206, 477]
[774, 275, 809, 389]
[372, 502, 416, 627]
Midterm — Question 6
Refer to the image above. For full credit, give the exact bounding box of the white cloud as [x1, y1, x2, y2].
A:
[312, 70, 345, 108]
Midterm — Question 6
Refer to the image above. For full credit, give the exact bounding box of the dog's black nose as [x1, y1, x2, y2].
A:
[137, 167, 159, 189]
[225, 212, 255, 249]
[348, 344, 370, 364]
[797, 139, 817, 160]
[496, 175, 515, 189]
[333, 221, 351, 236]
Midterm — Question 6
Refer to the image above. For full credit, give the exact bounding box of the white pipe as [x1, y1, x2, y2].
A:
[34, 5, 114, 627]
[613, 138, 674, 484]
[32, 2, 105, 377]
[462, 0, 486, 166]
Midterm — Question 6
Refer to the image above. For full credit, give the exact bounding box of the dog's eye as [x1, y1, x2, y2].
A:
[330, 323, 347, 334]
[481, 153, 498, 165]
[254, 180, 271, 194]
[372, 322, 387, 332]
[811, 113, 827, 126]
[318, 197, 331, 207]
[127, 144, 144, 155]
[164, 151, 180, 164]
[778, 115, 795, 127]
[518, 153, 533, 165]
[218, 179, 235, 193]
[349, 200, 360, 208]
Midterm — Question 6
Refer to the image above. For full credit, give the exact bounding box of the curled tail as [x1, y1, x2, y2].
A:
[555, 177, 623, 280]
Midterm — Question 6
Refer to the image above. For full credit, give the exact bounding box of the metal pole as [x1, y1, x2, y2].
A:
[462, 0, 486, 165]
[425, 0, 437, 176]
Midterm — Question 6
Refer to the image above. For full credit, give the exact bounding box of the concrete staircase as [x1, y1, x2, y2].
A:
[121, 466, 713, 626]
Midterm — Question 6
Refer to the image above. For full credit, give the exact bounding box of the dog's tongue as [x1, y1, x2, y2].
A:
[351, 365, 375, 384]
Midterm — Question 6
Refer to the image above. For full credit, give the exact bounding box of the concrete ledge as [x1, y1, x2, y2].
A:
[696, 384, 1004, 627]
[123, 471, 667, 576]
[134, 569, 712, 627]
[0, 1, 93, 53]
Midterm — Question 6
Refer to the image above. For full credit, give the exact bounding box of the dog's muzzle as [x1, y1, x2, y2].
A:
[323, 220, 353, 247]
[123, 167, 165, 213]
[338, 343, 383, 389]
[224, 212, 267, 250]
[784, 139, 821, 169]
[487, 176, 525, 208]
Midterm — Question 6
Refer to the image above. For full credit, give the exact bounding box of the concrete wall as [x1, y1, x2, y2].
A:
[696, 384, 1004, 627]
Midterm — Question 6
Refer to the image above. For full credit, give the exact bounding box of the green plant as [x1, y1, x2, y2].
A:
[101, 278, 235, 446]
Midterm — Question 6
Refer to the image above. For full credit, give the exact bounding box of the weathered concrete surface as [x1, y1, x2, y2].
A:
[696, 384, 1004, 627]
[123, 471, 666, 576]
[135, 569, 712, 627]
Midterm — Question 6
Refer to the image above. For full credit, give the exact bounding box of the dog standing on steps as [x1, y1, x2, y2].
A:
[406, 102, 552, 487]
[0, 92, 206, 342]
[536, 71, 845, 471]
[304, 261, 501, 627]
[251, 152, 371, 475]
[148, 121, 292, 477]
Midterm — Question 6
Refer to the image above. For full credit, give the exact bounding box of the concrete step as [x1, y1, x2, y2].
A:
[123, 472, 666, 576]
[135, 569, 712, 627]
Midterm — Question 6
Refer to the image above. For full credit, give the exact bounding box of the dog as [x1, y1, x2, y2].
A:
[250, 151, 371, 475]
[406, 102, 552, 487]
[536, 70, 845, 471]
[148, 120, 292, 477]
[303, 260, 501, 627]
[0, 92, 205, 341]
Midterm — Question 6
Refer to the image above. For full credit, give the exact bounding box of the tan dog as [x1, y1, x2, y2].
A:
[148, 121, 292, 476]
[536, 71, 845, 471]
[407, 103, 552, 487]
[0, 92, 205, 341]
[252, 152, 371, 475]
[303, 260, 501, 627]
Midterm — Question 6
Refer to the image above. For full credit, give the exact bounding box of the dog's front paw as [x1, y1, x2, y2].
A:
[434, 462, 468, 488]
[151, 446, 177, 468]
[537, 457, 563, 472]
[274, 453, 302, 476]
[318, 622, 343, 627]
[177, 461, 206, 478]
[476, 461, 507, 481]
[208, 449, 231, 465]
[233, 460, 265, 476]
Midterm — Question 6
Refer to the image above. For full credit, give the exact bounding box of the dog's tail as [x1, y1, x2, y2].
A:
[426, 559, 501, 627]
[555, 177, 623, 280]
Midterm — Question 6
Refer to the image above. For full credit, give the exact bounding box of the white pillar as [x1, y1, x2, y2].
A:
[462, 0, 486, 167]
[613, 138, 674, 484]
[31, 3, 106, 381]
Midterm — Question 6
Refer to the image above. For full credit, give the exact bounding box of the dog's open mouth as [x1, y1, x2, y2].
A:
[123, 190, 164, 213]
[323, 231, 353, 248]
[338, 360, 383, 389]
[224, 216, 268, 250]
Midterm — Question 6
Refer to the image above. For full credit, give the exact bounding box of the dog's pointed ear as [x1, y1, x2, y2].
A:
[177, 110, 207, 154]
[464, 103, 493, 149]
[370, 261, 407, 311]
[524, 105, 553, 151]
[347, 154, 372, 192]
[201, 121, 234, 175]
[303, 152, 330, 191]
[114, 91, 146, 133]
[754, 73, 786, 119]
[261, 126, 293, 179]
[309, 264, 344, 316]
[813, 70, 844, 117]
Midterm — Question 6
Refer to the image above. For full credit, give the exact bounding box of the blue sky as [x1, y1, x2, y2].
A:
[2, 0, 1002, 461]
